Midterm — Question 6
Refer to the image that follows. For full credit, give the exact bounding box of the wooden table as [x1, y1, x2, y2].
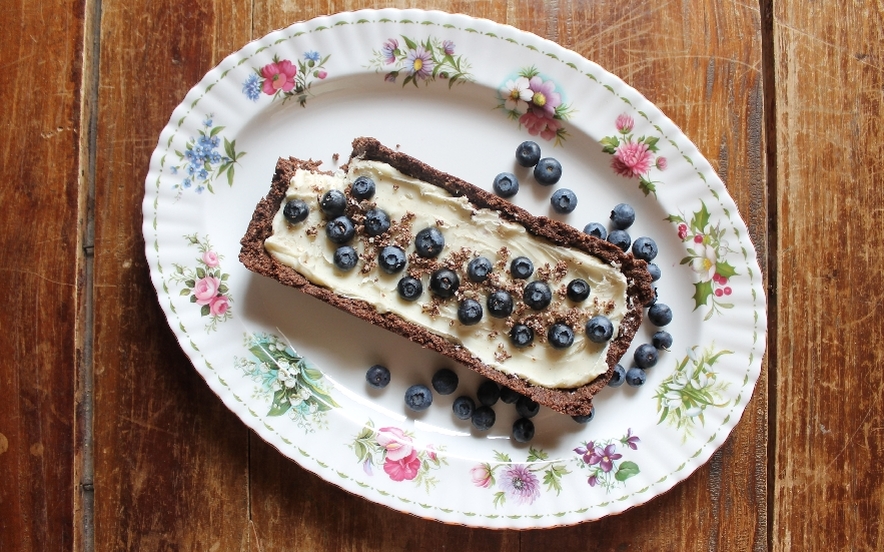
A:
[2, 0, 881, 549]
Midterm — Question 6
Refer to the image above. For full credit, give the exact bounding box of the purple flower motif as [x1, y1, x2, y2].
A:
[527, 76, 562, 117]
[442, 40, 455, 55]
[382, 38, 399, 64]
[588, 444, 622, 473]
[624, 428, 640, 450]
[587, 474, 599, 487]
[384, 72, 397, 83]
[499, 464, 541, 505]
[406, 47, 435, 79]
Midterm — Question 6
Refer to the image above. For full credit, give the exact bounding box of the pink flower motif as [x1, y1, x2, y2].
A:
[615, 113, 634, 133]
[611, 141, 653, 178]
[201, 250, 220, 268]
[442, 40, 456, 55]
[499, 465, 541, 505]
[527, 76, 562, 117]
[376, 426, 414, 461]
[470, 464, 493, 488]
[260, 60, 297, 95]
[383, 449, 421, 481]
[382, 38, 399, 64]
[677, 223, 689, 240]
[588, 444, 622, 473]
[694, 234, 705, 244]
[208, 295, 229, 316]
[519, 109, 563, 142]
[193, 276, 221, 305]
[316, 70, 327, 79]
[656, 156, 668, 171]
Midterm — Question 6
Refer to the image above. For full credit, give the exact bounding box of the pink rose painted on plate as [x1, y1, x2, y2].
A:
[351, 421, 446, 491]
[169, 233, 233, 333]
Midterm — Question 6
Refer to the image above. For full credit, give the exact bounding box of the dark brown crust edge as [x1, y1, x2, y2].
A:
[240, 138, 655, 416]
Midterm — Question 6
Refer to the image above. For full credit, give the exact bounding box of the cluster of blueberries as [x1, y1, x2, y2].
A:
[492, 140, 578, 215]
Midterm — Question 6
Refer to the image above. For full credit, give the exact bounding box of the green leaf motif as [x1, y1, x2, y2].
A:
[614, 461, 640, 481]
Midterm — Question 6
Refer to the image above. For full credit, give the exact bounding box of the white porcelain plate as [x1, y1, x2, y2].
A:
[143, 9, 766, 529]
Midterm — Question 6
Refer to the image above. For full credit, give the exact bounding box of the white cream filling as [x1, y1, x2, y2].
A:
[265, 159, 629, 388]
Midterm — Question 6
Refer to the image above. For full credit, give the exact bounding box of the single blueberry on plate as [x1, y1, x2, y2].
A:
[571, 406, 596, 424]
[523, 281, 552, 310]
[397, 276, 423, 301]
[512, 418, 535, 443]
[610, 202, 636, 229]
[414, 227, 445, 258]
[510, 256, 534, 279]
[325, 216, 356, 244]
[467, 257, 493, 282]
[365, 364, 390, 389]
[471, 405, 496, 431]
[585, 315, 614, 343]
[458, 298, 484, 325]
[583, 222, 607, 240]
[515, 396, 540, 418]
[320, 189, 347, 217]
[626, 367, 647, 387]
[550, 188, 578, 214]
[333, 245, 358, 271]
[533, 157, 562, 185]
[283, 199, 309, 224]
[432, 368, 459, 395]
[647, 263, 662, 282]
[634, 343, 659, 369]
[350, 175, 375, 200]
[652, 330, 673, 350]
[632, 236, 659, 262]
[452, 396, 475, 420]
[515, 140, 542, 167]
[500, 386, 521, 404]
[363, 208, 391, 237]
[648, 302, 673, 326]
[477, 380, 501, 406]
[566, 278, 590, 302]
[404, 384, 433, 411]
[378, 245, 407, 274]
[493, 172, 520, 198]
[607, 229, 632, 252]
[429, 268, 460, 298]
[509, 324, 534, 348]
[608, 364, 627, 387]
[547, 323, 575, 349]
[487, 290, 514, 318]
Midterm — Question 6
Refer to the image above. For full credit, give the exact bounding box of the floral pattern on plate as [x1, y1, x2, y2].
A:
[367, 36, 473, 87]
[350, 422, 447, 491]
[497, 66, 574, 145]
[573, 429, 641, 491]
[167, 233, 232, 332]
[600, 113, 667, 196]
[242, 51, 330, 107]
[170, 115, 245, 196]
[471, 448, 570, 507]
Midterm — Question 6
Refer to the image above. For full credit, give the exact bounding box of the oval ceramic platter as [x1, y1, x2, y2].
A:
[143, 9, 766, 529]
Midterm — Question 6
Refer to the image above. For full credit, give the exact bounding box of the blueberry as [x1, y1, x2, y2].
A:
[350, 175, 375, 200]
[283, 199, 309, 224]
[405, 384, 433, 411]
[320, 189, 347, 217]
[333, 245, 358, 271]
[547, 323, 575, 349]
[533, 157, 562, 185]
[583, 222, 607, 240]
[363, 208, 391, 237]
[610, 203, 636, 229]
[571, 406, 596, 424]
[509, 324, 534, 348]
[566, 278, 590, 302]
[515, 140, 542, 167]
[652, 330, 673, 350]
[452, 396, 475, 420]
[607, 229, 632, 252]
[487, 290, 514, 318]
[458, 298, 484, 325]
[326, 216, 356, 244]
[378, 245, 407, 274]
[477, 380, 501, 406]
[500, 386, 521, 404]
[626, 367, 647, 387]
[510, 256, 534, 279]
[647, 263, 662, 282]
[467, 256, 493, 282]
[608, 364, 627, 387]
[432, 368, 459, 395]
[365, 364, 391, 388]
[414, 227, 445, 258]
[397, 276, 423, 301]
[550, 188, 578, 214]
[648, 303, 673, 326]
[515, 396, 540, 418]
[471, 405, 496, 431]
[493, 172, 520, 198]
[632, 237, 658, 261]
[429, 268, 460, 298]
[523, 281, 552, 310]
[512, 418, 535, 443]
[634, 343, 658, 368]
[585, 315, 614, 343]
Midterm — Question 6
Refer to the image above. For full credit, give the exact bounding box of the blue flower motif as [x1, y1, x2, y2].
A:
[304, 50, 320, 62]
[182, 178, 192, 189]
[242, 73, 261, 102]
[170, 166, 178, 175]
[197, 168, 209, 180]
[204, 117, 213, 127]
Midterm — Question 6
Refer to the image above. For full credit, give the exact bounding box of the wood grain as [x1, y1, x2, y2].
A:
[0, 0, 85, 550]
[772, 1, 884, 550]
